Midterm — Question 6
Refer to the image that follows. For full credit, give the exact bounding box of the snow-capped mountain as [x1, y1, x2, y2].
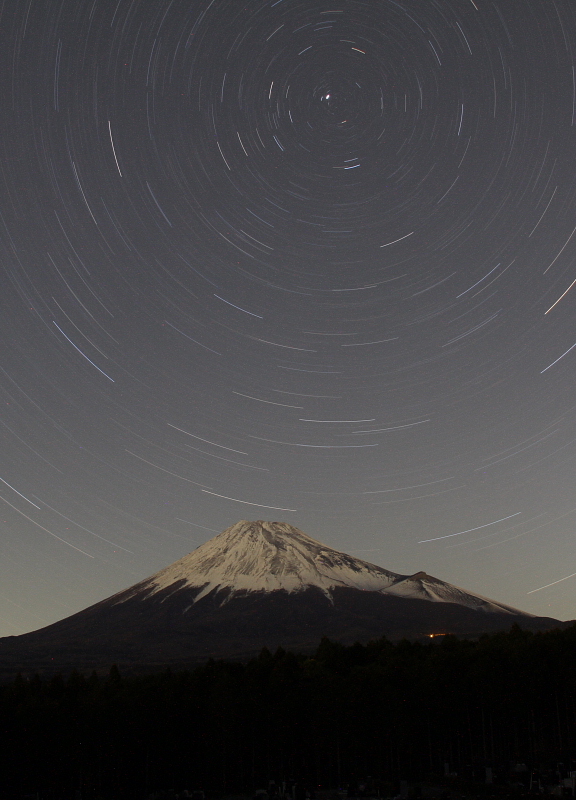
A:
[121, 520, 526, 615]
[0, 520, 564, 677]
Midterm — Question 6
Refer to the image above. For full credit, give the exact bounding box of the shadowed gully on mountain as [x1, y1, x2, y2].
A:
[0, 521, 565, 676]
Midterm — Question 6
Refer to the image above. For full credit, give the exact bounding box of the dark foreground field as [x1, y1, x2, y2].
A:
[2, 623, 576, 800]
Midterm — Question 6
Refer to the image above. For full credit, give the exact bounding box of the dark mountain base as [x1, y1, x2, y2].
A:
[0, 584, 565, 678]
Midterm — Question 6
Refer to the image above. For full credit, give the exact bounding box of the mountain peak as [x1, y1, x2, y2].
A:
[123, 520, 400, 604]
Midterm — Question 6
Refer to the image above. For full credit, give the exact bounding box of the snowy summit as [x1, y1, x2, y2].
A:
[128, 520, 398, 602]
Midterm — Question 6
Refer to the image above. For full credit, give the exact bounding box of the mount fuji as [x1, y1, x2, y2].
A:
[0, 520, 564, 675]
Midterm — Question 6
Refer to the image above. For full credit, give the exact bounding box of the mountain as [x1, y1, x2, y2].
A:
[0, 520, 564, 677]
[119, 519, 531, 613]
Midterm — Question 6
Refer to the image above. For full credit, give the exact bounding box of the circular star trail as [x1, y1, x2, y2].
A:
[2, 0, 576, 635]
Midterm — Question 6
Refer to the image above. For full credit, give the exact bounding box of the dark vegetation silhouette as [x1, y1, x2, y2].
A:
[2, 623, 576, 799]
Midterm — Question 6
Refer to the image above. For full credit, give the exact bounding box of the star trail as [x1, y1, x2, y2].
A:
[1, 0, 576, 636]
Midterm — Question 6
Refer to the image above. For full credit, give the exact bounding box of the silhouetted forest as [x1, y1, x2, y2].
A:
[2, 623, 576, 800]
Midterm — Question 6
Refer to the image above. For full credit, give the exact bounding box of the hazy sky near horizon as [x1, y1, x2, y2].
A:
[2, 0, 576, 637]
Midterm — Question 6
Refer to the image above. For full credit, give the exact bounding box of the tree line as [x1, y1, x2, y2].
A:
[2, 623, 576, 799]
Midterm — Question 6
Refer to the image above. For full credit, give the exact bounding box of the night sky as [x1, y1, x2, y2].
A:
[2, 0, 576, 637]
